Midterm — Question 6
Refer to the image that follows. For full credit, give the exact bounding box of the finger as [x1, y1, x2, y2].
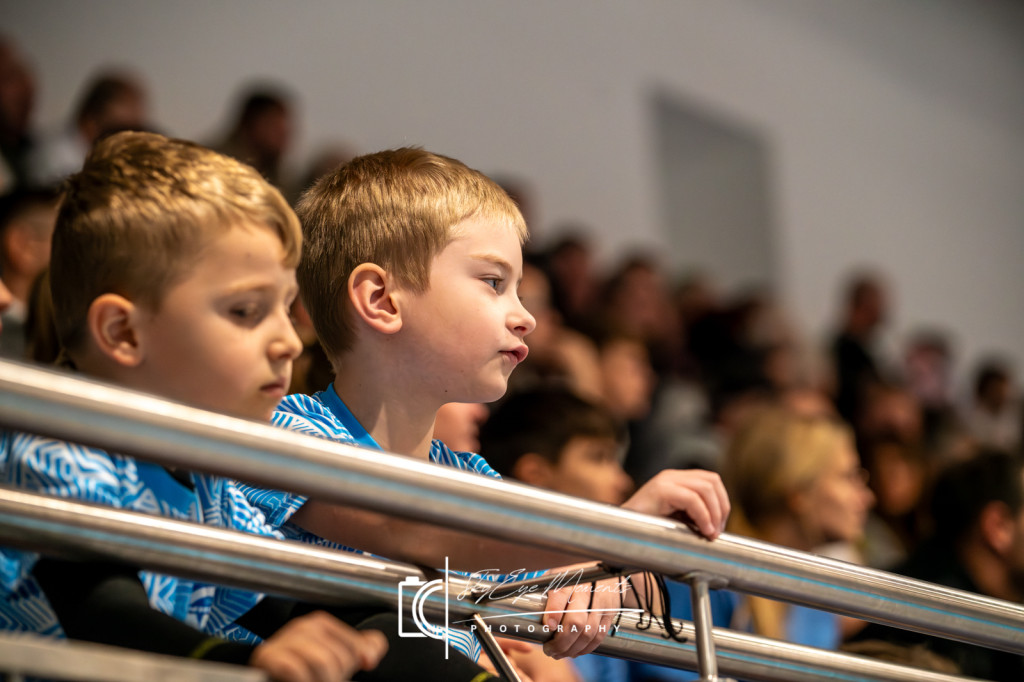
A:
[544, 587, 589, 658]
[355, 629, 388, 670]
[543, 586, 572, 631]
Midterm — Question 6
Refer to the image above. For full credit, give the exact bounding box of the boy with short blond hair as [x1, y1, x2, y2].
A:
[1, 131, 387, 681]
[240, 147, 730, 664]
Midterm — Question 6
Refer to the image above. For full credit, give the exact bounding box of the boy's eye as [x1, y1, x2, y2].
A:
[229, 302, 265, 323]
[482, 277, 501, 291]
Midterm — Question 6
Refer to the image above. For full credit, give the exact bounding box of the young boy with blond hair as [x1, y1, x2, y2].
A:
[239, 147, 730, 664]
[0, 131, 387, 681]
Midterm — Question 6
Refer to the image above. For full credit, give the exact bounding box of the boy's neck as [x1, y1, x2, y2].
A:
[332, 374, 436, 460]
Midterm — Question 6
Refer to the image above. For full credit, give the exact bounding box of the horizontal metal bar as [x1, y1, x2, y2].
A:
[0, 632, 265, 682]
[0, 488, 984, 682]
[1, 359, 1023, 655]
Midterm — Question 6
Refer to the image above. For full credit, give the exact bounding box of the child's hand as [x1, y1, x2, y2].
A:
[540, 570, 622, 660]
[621, 469, 730, 539]
[250, 611, 387, 682]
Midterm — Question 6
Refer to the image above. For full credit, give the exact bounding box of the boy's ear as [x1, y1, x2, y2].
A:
[88, 294, 144, 367]
[512, 453, 556, 488]
[349, 263, 402, 335]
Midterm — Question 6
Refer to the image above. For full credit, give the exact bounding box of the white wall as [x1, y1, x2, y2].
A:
[5, 0, 1023, 386]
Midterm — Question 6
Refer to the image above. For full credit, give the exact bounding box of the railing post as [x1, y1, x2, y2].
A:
[685, 572, 734, 682]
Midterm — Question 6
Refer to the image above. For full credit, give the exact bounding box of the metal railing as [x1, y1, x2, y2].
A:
[0, 631, 265, 682]
[1, 358, 1022, 680]
[0, 487, 981, 682]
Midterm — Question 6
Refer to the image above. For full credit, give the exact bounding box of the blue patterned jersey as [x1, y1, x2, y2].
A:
[0, 428, 282, 642]
[239, 384, 538, 661]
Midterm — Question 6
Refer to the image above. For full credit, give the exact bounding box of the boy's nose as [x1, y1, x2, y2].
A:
[273, 314, 304, 361]
[512, 299, 537, 337]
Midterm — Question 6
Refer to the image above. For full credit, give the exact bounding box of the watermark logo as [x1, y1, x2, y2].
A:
[397, 558, 638, 657]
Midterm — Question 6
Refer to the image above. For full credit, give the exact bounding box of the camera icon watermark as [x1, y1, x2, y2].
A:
[397, 558, 451, 657]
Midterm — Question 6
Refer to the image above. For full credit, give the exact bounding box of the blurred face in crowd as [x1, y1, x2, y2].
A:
[549, 435, 634, 506]
[599, 337, 655, 421]
[796, 438, 874, 545]
[433, 402, 490, 453]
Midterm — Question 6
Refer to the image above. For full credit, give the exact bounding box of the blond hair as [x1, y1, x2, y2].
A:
[295, 147, 527, 361]
[51, 131, 300, 354]
[723, 406, 853, 639]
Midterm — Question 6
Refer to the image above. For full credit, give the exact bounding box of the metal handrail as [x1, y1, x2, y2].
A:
[1, 359, 1022, 657]
[0, 487, 983, 682]
[0, 632, 265, 682]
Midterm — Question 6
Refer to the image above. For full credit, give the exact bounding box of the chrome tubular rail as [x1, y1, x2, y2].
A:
[1, 359, 1023, 657]
[0, 488, 983, 682]
[0, 632, 265, 682]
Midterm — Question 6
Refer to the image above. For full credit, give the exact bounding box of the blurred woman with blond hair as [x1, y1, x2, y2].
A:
[629, 406, 874, 681]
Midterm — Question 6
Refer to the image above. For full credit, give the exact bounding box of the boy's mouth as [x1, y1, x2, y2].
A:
[502, 345, 529, 366]
[260, 377, 288, 395]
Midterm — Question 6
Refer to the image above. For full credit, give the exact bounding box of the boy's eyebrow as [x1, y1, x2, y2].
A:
[469, 253, 513, 275]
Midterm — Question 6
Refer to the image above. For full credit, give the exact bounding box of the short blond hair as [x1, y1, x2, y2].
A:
[51, 130, 300, 354]
[296, 147, 527, 360]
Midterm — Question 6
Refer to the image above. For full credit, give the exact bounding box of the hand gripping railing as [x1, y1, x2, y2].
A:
[0, 487, 984, 682]
[1, 360, 1023, 675]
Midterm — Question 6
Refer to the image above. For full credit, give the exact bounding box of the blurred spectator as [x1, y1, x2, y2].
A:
[593, 327, 657, 426]
[511, 258, 603, 402]
[599, 254, 682, 374]
[829, 271, 892, 427]
[214, 84, 294, 189]
[29, 69, 149, 186]
[481, 385, 633, 506]
[852, 450, 1024, 680]
[0, 36, 37, 191]
[543, 231, 600, 332]
[859, 434, 931, 570]
[902, 329, 960, 452]
[629, 406, 874, 681]
[963, 358, 1022, 453]
[433, 402, 490, 453]
[480, 386, 630, 682]
[0, 187, 58, 359]
[857, 381, 924, 452]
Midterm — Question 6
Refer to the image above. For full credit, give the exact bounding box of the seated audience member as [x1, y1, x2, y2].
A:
[629, 406, 874, 681]
[213, 85, 294, 189]
[29, 69, 150, 186]
[828, 271, 891, 428]
[480, 385, 634, 682]
[0, 186, 58, 359]
[858, 433, 931, 570]
[510, 257, 603, 402]
[0, 36, 37, 191]
[852, 450, 1024, 680]
[543, 232, 600, 333]
[0, 131, 390, 681]
[963, 359, 1022, 453]
[481, 385, 634, 507]
[236, 147, 729, 668]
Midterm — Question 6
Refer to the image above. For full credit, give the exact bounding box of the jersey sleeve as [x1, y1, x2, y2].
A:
[1, 431, 129, 509]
